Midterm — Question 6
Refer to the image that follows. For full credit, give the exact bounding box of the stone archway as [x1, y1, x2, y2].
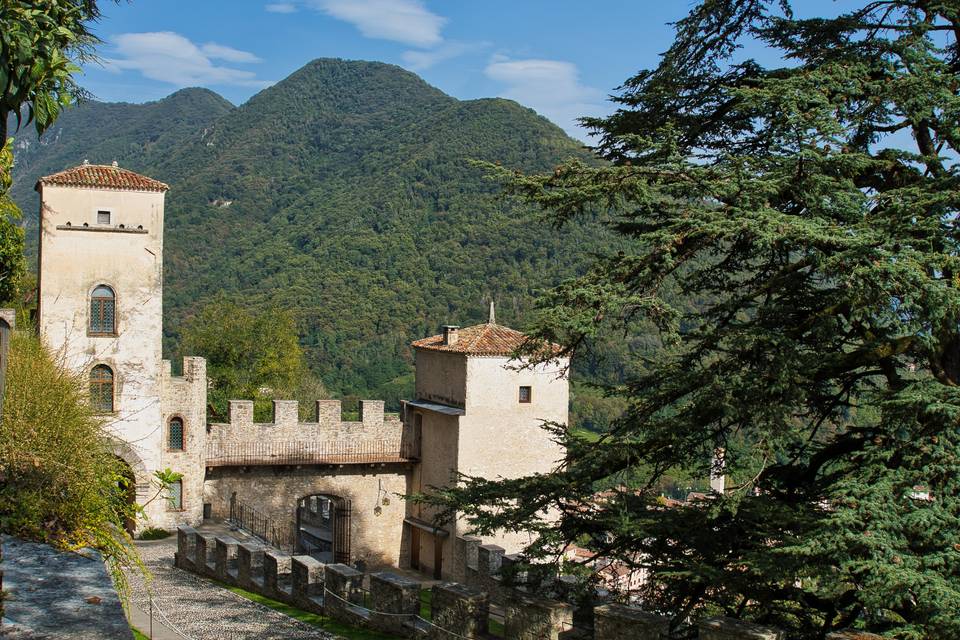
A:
[295, 494, 352, 565]
[109, 439, 149, 534]
[115, 457, 137, 535]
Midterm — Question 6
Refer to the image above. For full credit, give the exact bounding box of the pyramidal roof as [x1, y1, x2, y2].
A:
[36, 163, 168, 193]
[412, 322, 530, 356]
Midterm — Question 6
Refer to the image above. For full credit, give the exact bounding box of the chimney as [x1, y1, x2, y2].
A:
[442, 325, 460, 346]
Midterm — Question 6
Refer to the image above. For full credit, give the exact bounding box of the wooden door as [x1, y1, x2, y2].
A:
[433, 535, 443, 580]
[410, 526, 420, 570]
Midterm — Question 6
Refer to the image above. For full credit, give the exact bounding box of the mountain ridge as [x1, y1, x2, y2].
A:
[11, 58, 608, 406]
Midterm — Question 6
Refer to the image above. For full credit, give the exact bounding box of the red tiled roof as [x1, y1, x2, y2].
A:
[36, 163, 168, 192]
[411, 322, 532, 356]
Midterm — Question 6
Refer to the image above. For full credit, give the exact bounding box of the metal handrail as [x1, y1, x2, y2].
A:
[207, 439, 417, 467]
[228, 496, 294, 552]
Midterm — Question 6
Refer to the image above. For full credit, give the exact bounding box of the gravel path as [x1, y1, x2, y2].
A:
[126, 537, 336, 640]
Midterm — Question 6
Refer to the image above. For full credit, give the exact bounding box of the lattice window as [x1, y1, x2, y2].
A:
[90, 365, 114, 413]
[168, 479, 183, 511]
[90, 285, 116, 335]
[168, 417, 184, 451]
[519, 386, 532, 403]
[97, 210, 111, 225]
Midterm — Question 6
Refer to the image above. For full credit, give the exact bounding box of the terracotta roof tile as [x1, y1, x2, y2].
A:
[36, 164, 168, 192]
[412, 322, 529, 356]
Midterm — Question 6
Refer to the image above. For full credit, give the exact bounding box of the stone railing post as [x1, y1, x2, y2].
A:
[504, 594, 573, 640]
[175, 526, 196, 570]
[454, 535, 482, 586]
[263, 550, 292, 600]
[237, 542, 265, 590]
[369, 571, 420, 635]
[195, 534, 216, 576]
[430, 582, 489, 639]
[291, 555, 324, 606]
[324, 563, 364, 622]
[477, 544, 504, 577]
[699, 616, 785, 640]
[594, 603, 669, 640]
[214, 536, 239, 582]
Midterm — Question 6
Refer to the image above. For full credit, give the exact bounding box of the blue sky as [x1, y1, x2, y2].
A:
[80, 1, 856, 141]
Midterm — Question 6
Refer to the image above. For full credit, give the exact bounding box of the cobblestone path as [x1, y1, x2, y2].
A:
[126, 537, 336, 640]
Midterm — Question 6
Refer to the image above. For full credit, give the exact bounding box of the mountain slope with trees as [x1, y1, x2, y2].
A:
[11, 59, 618, 408]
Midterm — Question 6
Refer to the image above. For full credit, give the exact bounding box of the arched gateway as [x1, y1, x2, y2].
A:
[295, 494, 352, 564]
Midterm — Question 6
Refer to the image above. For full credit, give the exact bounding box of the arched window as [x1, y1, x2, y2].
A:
[168, 479, 183, 511]
[90, 365, 114, 413]
[90, 285, 116, 335]
[168, 417, 184, 451]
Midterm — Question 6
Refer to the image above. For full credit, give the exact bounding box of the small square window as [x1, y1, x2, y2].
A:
[519, 386, 532, 403]
[97, 210, 111, 225]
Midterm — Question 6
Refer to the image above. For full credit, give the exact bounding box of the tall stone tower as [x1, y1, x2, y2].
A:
[35, 162, 205, 528]
[405, 309, 569, 579]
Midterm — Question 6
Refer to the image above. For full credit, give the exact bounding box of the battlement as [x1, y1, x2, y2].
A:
[205, 399, 416, 467]
[174, 527, 873, 640]
[161, 356, 207, 386]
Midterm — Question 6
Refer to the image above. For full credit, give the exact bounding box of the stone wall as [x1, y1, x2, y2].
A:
[207, 399, 402, 449]
[156, 356, 208, 529]
[204, 464, 411, 568]
[176, 527, 846, 640]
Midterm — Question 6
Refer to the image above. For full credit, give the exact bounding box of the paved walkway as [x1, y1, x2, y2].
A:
[125, 536, 335, 640]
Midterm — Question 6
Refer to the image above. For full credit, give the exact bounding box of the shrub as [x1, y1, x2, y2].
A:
[138, 527, 171, 541]
[0, 332, 142, 594]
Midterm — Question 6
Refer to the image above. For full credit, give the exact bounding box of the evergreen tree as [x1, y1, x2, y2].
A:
[424, 2, 960, 637]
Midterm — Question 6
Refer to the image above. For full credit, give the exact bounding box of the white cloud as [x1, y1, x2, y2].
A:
[484, 56, 607, 140]
[309, 0, 445, 47]
[401, 40, 489, 71]
[200, 43, 262, 64]
[105, 32, 272, 88]
[265, 2, 297, 12]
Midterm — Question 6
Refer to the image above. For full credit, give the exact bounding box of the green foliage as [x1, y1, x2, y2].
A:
[182, 296, 326, 418]
[0, 140, 24, 303]
[0, 0, 109, 144]
[9, 59, 609, 411]
[423, 2, 960, 638]
[137, 527, 170, 541]
[0, 331, 142, 597]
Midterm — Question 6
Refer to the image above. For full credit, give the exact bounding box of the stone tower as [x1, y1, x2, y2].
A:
[405, 314, 569, 579]
[36, 162, 205, 529]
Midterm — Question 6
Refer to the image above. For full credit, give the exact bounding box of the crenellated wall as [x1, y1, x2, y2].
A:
[175, 527, 876, 640]
[206, 399, 402, 449]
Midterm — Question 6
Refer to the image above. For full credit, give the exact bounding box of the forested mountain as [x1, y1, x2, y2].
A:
[10, 59, 614, 407]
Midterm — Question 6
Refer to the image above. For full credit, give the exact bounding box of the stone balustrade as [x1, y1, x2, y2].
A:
[175, 527, 873, 639]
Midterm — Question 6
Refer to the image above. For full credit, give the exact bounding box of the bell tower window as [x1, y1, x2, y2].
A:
[90, 285, 116, 335]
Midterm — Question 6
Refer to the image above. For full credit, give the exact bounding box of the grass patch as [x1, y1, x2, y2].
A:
[131, 627, 150, 640]
[223, 583, 401, 640]
[419, 588, 432, 619]
[568, 425, 603, 443]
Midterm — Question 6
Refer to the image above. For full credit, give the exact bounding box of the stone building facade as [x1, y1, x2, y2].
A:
[35, 163, 568, 578]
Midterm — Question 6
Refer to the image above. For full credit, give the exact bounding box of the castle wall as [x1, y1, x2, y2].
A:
[406, 409, 460, 576]
[36, 183, 167, 529]
[157, 356, 208, 528]
[458, 355, 568, 555]
[203, 465, 410, 568]
[207, 400, 401, 449]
